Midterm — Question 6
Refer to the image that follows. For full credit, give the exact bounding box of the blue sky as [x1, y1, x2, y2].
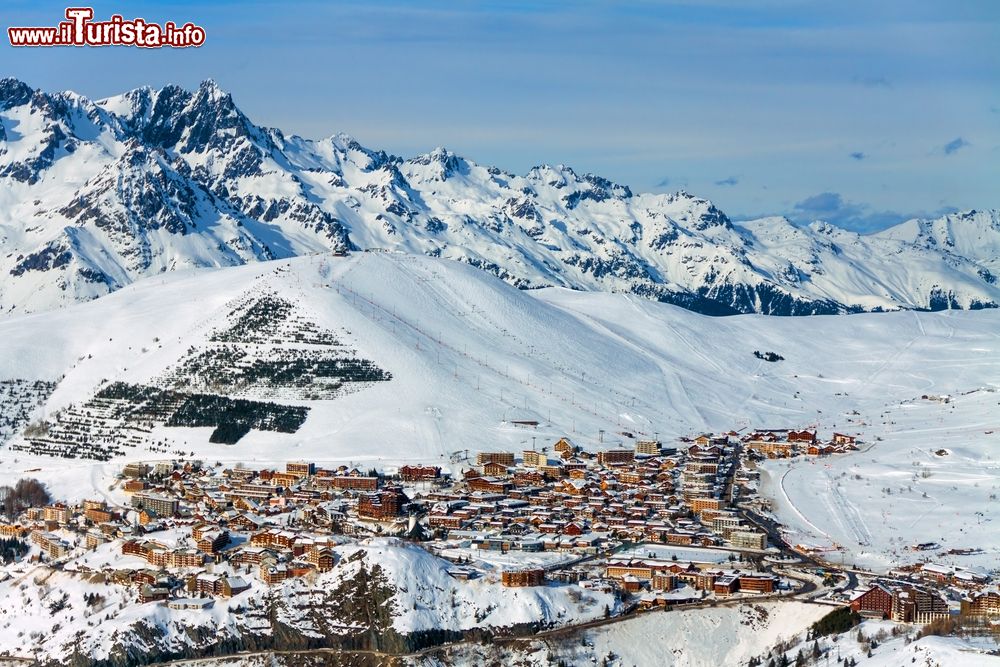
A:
[4, 0, 998, 231]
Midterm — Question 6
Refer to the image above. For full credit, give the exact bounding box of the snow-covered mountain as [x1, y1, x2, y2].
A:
[1, 77, 998, 316]
[876, 208, 1000, 275]
[0, 250, 997, 467]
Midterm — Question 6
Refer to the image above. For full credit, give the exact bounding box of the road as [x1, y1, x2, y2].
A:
[741, 502, 859, 597]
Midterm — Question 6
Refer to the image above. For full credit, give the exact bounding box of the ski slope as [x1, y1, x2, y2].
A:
[764, 388, 1000, 570]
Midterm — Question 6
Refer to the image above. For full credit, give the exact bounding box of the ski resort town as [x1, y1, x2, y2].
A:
[2, 426, 997, 634]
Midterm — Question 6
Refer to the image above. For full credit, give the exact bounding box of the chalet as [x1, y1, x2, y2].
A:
[467, 477, 511, 494]
[738, 573, 776, 594]
[501, 568, 544, 587]
[850, 584, 895, 620]
[539, 464, 564, 479]
[892, 587, 949, 624]
[635, 440, 661, 456]
[597, 449, 635, 466]
[31, 532, 70, 559]
[746, 440, 794, 458]
[513, 470, 544, 486]
[713, 573, 740, 597]
[138, 585, 170, 604]
[399, 465, 441, 481]
[194, 528, 230, 554]
[688, 444, 723, 458]
[483, 462, 510, 477]
[259, 562, 289, 585]
[306, 547, 336, 572]
[357, 487, 408, 520]
[920, 563, 953, 584]
[605, 558, 682, 581]
[730, 530, 767, 551]
[787, 430, 816, 444]
[286, 461, 315, 478]
[553, 438, 575, 454]
[475, 452, 515, 466]
[327, 475, 379, 492]
[961, 590, 1000, 618]
[0, 523, 28, 538]
[228, 513, 266, 532]
[187, 573, 251, 597]
[638, 587, 700, 608]
[522, 450, 546, 468]
[429, 512, 466, 529]
[251, 530, 298, 550]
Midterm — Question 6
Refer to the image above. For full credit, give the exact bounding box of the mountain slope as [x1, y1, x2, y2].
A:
[876, 208, 1000, 275]
[1, 77, 998, 316]
[0, 251, 997, 471]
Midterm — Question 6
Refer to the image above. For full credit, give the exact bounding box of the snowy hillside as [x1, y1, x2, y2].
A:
[1, 77, 998, 316]
[0, 250, 997, 572]
[0, 251, 996, 464]
[764, 387, 1000, 571]
[423, 606, 1000, 667]
[0, 537, 614, 665]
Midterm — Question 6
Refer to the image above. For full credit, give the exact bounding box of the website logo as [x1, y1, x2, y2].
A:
[8, 7, 206, 48]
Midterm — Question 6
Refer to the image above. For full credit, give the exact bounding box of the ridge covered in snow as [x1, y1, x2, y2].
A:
[0, 77, 998, 316]
[0, 251, 996, 467]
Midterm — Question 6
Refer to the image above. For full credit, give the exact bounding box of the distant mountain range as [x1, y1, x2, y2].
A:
[0, 77, 997, 316]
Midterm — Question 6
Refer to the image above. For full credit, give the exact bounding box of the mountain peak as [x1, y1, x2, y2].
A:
[190, 79, 238, 113]
[330, 131, 361, 147]
[197, 78, 224, 97]
[0, 77, 34, 111]
[808, 220, 837, 235]
[526, 164, 579, 189]
[406, 146, 467, 180]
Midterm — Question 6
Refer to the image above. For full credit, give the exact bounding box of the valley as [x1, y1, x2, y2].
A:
[0, 238, 996, 667]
